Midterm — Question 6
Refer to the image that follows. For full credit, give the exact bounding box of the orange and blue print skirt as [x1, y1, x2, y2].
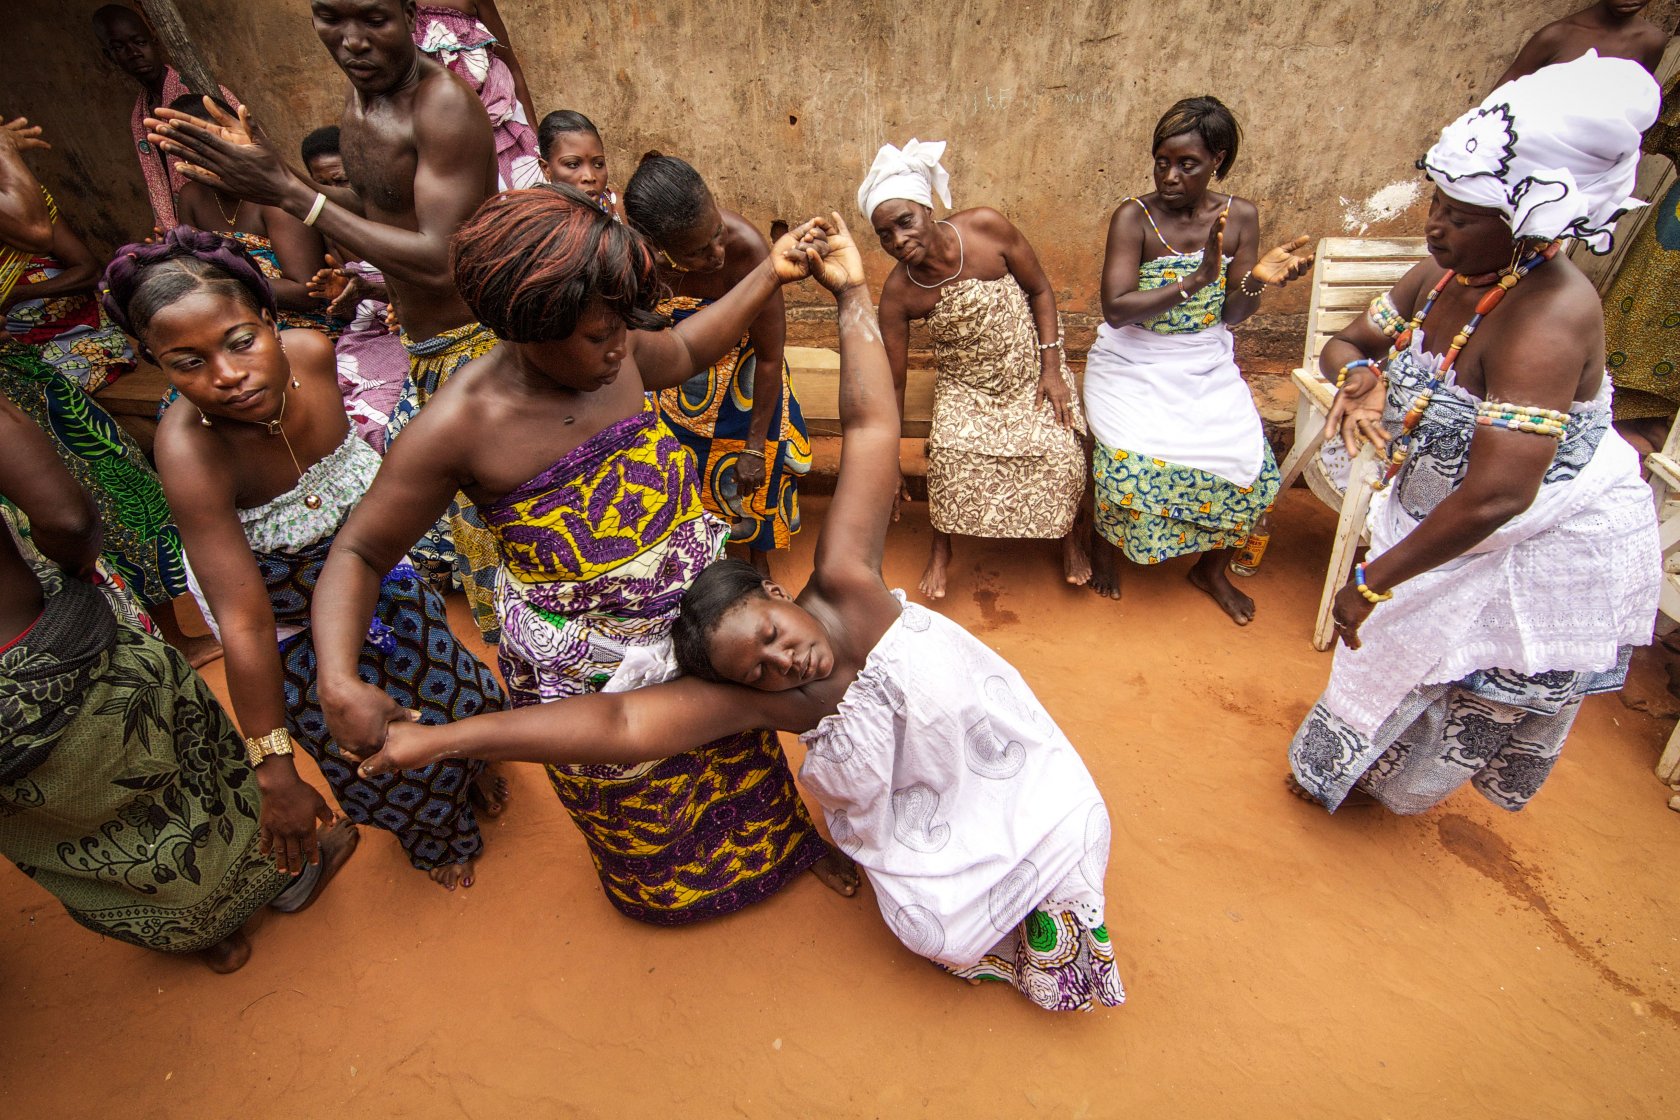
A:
[1091, 439, 1279, 564]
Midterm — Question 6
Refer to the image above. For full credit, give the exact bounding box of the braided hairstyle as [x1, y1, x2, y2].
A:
[99, 226, 277, 358]
[450, 184, 667, 343]
[622, 152, 712, 247]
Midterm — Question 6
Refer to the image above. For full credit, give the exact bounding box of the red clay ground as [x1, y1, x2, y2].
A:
[4, 489, 1678, 1118]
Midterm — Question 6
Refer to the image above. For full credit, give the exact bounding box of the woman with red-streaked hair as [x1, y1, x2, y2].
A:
[311, 185, 861, 924]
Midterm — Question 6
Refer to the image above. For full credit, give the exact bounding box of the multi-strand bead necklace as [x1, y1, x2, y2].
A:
[1367, 239, 1562, 491]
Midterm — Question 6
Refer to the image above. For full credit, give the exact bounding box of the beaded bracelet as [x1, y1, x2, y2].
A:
[1037, 336, 1064, 352]
[1354, 562, 1393, 604]
[1336, 359, 1378, 388]
[1238, 270, 1265, 297]
[1366, 293, 1407, 339]
[1474, 400, 1569, 440]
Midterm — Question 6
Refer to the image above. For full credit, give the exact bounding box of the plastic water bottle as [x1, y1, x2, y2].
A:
[1229, 510, 1273, 576]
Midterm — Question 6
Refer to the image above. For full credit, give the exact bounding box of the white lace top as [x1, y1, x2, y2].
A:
[238, 430, 379, 554]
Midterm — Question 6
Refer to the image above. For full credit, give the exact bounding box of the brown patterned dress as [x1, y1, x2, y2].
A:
[923, 277, 1086, 537]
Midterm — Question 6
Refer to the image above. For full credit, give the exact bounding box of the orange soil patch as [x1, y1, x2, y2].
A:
[3, 490, 1678, 1117]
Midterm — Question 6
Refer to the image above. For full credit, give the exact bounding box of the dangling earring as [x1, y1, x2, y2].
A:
[290, 374, 301, 389]
[199, 409, 213, 428]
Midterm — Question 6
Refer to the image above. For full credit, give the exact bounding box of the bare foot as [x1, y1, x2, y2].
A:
[919, 534, 951, 600]
[809, 847, 861, 897]
[200, 929, 251, 974]
[1088, 528, 1121, 600]
[430, 858, 475, 891]
[1061, 531, 1092, 586]
[470, 767, 511, 819]
[283, 819, 360, 914]
[1188, 551, 1255, 625]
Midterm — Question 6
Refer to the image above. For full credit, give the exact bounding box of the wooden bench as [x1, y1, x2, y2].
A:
[92, 362, 170, 452]
[787, 345, 935, 440]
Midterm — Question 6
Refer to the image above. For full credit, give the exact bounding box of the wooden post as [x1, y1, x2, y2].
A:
[137, 0, 222, 99]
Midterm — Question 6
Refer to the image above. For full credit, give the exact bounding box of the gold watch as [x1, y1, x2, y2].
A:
[244, 727, 296, 769]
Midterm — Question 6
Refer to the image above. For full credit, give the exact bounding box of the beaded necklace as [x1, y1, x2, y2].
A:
[1371, 239, 1561, 490]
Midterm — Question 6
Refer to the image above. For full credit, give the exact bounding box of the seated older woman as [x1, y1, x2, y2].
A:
[864, 139, 1088, 600]
[1289, 54, 1663, 816]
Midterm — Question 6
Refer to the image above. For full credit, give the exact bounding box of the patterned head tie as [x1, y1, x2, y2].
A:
[1420, 51, 1660, 253]
[857, 138, 952, 222]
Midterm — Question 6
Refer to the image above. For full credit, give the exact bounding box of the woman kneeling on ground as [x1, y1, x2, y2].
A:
[352, 215, 1125, 1012]
[1083, 97, 1313, 621]
[101, 230, 508, 890]
[0, 393, 355, 971]
[311, 187, 857, 925]
[1289, 55, 1661, 815]
[865, 138, 1089, 600]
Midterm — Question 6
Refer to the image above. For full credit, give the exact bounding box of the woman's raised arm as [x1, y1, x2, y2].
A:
[808, 214, 901, 580]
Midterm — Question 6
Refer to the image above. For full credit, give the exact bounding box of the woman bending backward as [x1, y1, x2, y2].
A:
[354, 216, 1125, 1012]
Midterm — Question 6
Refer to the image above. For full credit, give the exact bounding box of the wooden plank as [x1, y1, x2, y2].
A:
[137, 0, 221, 97]
[1316, 285, 1391, 311]
[93, 364, 169, 418]
[1315, 237, 1428, 259]
[1321, 260, 1423, 284]
[789, 348, 934, 438]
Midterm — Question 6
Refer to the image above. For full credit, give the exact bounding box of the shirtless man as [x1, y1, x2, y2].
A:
[91, 4, 240, 230]
[1497, 1, 1668, 86]
[147, 0, 504, 643]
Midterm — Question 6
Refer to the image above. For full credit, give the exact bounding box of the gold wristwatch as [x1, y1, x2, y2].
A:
[244, 727, 297, 769]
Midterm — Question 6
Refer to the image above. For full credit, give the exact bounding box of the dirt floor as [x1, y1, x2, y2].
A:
[3, 488, 1678, 1118]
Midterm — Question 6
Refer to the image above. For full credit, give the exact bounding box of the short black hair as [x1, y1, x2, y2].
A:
[623, 152, 711, 246]
[537, 110, 601, 161]
[1153, 96, 1241, 179]
[301, 125, 341, 165]
[671, 558, 768, 681]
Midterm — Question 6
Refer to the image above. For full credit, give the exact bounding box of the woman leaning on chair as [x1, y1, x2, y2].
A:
[1288, 55, 1662, 817]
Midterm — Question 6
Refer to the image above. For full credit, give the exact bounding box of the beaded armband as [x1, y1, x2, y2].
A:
[1366, 292, 1407, 340]
[1474, 400, 1569, 440]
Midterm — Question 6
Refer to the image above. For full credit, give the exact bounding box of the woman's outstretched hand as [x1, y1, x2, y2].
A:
[767, 217, 829, 284]
[806, 212, 867, 294]
[355, 713, 442, 779]
[0, 117, 49, 154]
[322, 678, 418, 763]
[1252, 236, 1316, 287]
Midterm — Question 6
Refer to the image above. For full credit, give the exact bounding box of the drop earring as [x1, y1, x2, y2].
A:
[199, 409, 213, 428]
[290, 375, 301, 389]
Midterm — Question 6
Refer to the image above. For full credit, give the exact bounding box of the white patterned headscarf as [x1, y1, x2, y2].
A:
[857, 139, 952, 222]
[1421, 51, 1660, 253]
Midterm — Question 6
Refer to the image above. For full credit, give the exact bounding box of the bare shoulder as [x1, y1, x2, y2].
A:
[278, 327, 336, 369]
[153, 399, 232, 487]
[413, 57, 492, 135]
[1108, 197, 1145, 231]
[722, 209, 769, 276]
[1223, 195, 1260, 223]
[957, 206, 1016, 238]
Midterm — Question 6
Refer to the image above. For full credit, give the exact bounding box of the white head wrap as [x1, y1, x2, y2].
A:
[857, 138, 952, 222]
[1421, 51, 1660, 253]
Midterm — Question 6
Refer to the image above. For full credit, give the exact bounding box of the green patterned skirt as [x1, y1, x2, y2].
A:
[1091, 439, 1279, 564]
[0, 349, 187, 609]
[0, 568, 285, 952]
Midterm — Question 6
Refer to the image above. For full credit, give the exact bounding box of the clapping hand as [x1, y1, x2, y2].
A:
[1189, 211, 1227, 290]
[1252, 236, 1315, 287]
[146, 98, 292, 206]
[0, 117, 49, 154]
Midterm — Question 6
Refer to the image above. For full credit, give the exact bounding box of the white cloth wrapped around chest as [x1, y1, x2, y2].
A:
[798, 594, 1110, 968]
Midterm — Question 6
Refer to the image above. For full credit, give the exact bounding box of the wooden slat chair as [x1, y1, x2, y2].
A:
[1642, 421, 1680, 783]
[1275, 237, 1430, 650]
